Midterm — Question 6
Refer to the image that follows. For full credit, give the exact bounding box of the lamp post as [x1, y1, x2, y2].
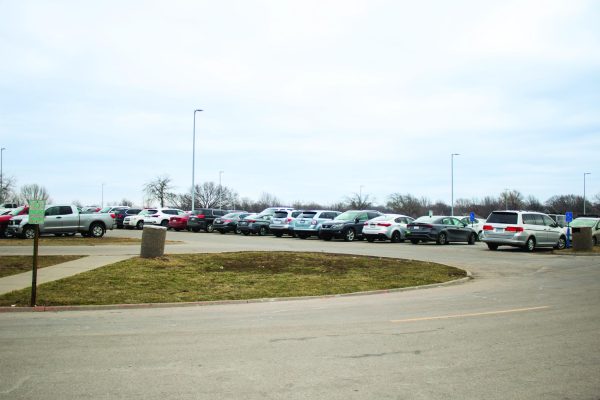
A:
[583, 172, 591, 215]
[451, 153, 459, 216]
[0, 147, 5, 202]
[101, 183, 105, 208]
[191, 109, 203, 213]
[219, 170, 224, 210]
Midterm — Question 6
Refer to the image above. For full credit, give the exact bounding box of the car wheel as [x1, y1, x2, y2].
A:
[160, 220, 169, 227]
[258, 226, 268, 236]
[410, 239, 419, 245]
[136, 221, 144, 230]
[555, 235, 567, 250]
[242, 231, 250, 236]
[22, 226, 36, 239]
[524, 236, 536, 252]
[89, 223, 106, 238]
[344, 229, 355, 242]
[467, 233, 476, 245]
[391, 231, 401, 243]
[205, 223, 214, 233]
[436, 232, 448, 245]
[487, 243, 498, 251]
[235, 227, 241, 235]
[477, 231, 484, 241]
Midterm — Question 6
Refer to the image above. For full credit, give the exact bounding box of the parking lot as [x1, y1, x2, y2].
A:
[1, 228, 599, 399]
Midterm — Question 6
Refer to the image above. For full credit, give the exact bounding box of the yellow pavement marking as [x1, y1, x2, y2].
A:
[391, 306, 551, 323]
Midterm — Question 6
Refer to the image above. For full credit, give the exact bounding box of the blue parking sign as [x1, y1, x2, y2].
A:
[565, 212, 573, 223]
[469, 212, 475, 222]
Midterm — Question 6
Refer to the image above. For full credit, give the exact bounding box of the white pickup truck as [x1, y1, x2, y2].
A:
[7, 205, 115, 239]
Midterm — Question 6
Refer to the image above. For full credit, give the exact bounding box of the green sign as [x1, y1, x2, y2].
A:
[28, 200, 46, 225]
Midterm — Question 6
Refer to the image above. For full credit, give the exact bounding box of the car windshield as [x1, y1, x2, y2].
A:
[335, 211, 362, 221]
[487, 212, 518, 224]
[413, 216, 437, 224]
[273, 212, 289, 218]
[98, 207, 112, 213]
[570, 219, 599, 228]
[371, 215, 393, 222]
[139, 209, 157, 216]
[9, 206, 26, 216]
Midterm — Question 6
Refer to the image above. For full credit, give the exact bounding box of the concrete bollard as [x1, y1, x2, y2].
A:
[572, 226, 593, 252]
[140, 225, 167, 258]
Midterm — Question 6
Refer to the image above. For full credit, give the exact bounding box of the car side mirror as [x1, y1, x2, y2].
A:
[355, 218, 360, 224]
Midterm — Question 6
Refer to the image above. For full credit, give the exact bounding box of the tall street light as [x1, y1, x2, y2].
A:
[451, 153, 459, 216]
[583, 172, 591, 215]
[101, 183, 105, 208]
[0, 147, 5, 202]
[191, 109, 203, 213]
[219, 170, 224, 210]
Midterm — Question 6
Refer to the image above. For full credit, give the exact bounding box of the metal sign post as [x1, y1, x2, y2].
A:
[565, 211, 573, 249]
[28, 200, 45, 307]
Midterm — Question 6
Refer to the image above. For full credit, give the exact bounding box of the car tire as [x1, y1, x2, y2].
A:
[391, 231, 401, 243]
[555, 235, 567, 250]
[258, 226, 268, 236]
[205, 223, 214, 233]
[487, 243, 498, 251]
[410, 239, 419, 245]
[136, 221, 144, 230]
[436, 232, 448, 245]
[524, 236, 536, 252]
[89, 223, 106, 238]
[477, 231, 484, 241]
[344, 229, 355, 242]
[160, 220, 169, 227]
[22, 225, 36, 239]
[235, 227, 241, 235]
[467, 233, 476, 245]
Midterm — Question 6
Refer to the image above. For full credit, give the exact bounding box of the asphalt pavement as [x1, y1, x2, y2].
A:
[0, 229, 599, 399]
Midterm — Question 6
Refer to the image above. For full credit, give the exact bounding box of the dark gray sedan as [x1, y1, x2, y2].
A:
[406, 216, 477, 245]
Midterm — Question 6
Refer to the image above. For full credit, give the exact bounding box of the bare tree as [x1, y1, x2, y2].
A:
[143, 176, 175, 208]
[0, 176, 17, 203]
[20, 184, 51, 203]
[545, 195, 582, 215]
[120, 198, 134, 207]
[345, 192, 373, 209]
[499, 189, 524, 210]
[386, 193, 429, 217]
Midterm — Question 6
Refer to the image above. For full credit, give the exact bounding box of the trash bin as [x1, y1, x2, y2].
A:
[571, 226, 593, 251]
[140, 225, 167, 258]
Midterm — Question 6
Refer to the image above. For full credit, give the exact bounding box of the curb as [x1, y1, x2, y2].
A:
[0, 271, 473, 313]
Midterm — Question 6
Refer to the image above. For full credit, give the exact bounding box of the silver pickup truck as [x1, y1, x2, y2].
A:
[7, 205, 115, 239]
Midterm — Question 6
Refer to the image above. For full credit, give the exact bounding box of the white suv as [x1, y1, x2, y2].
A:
[144, 208, 186, 227]
[482, 210, 567, 251]
[123, 208, 157, 230]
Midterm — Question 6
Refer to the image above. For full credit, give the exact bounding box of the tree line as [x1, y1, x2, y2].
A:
[2, 175, 599, 218]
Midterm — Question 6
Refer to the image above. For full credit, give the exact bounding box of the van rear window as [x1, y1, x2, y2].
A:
[487, 212, 518, 224]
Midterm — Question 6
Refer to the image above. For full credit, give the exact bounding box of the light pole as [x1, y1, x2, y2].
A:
[583, 172, 591, 215]
[191, 109, 203, 213]
[219, 170, 224, 210]
[101, 183, 105, 208]
[451, 153, 459, 216]
[0, 147, 5, 202]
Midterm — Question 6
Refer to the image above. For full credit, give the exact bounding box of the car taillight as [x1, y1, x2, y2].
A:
[224, 219, 232, 223]
[197, 214, 206, 219]
[505, 226, 524, 232]
[483, 225, 493, 231]
[377, 222, 392, 227]
[286, 218, 292, 223]
[110, 213, 116, 219]
[246, 219, 256, 223]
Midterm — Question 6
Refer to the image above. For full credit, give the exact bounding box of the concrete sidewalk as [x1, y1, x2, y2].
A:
[0, 255, 134, 295]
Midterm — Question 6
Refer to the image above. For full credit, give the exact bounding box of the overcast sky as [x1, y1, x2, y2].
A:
[1, 0, 599, 207]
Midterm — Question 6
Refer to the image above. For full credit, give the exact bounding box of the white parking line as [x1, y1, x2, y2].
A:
[391, 306, 551, 323]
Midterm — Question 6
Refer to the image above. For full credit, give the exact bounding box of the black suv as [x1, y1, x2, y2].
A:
[319, 210, 383, 241]
[114, 208, 142, 229]
[188, 208, 228, 232]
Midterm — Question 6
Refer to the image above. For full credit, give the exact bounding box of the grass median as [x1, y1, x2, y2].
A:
[0, 252, 466, 307]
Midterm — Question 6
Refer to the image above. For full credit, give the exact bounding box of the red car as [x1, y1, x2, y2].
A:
[0, 205, 29, 237]
[168, 212, 193, 231]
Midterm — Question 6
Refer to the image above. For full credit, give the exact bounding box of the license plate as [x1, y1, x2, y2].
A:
[495, 228, 503, 232]
[413, 226, 420, 230]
